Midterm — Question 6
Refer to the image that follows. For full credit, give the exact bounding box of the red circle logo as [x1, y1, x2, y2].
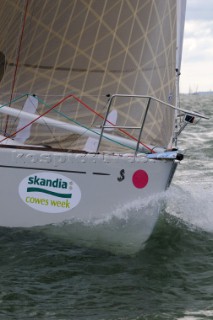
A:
[132, 170, 149, 189]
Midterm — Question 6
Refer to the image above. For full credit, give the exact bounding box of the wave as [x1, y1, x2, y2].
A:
[3, 174, 211, 257]
[33, 181, 212, 255]
[165, 183, 213, 232]
[38, 193, 164, 255]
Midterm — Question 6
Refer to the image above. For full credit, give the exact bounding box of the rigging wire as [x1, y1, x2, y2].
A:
[71, 95, 155, 153]
[0, 93, 152, 153]
[0, 94, 137, 152]
[4, 0, 29, 135]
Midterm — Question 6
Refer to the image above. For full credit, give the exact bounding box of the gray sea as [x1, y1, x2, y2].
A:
[0, 94, 212, 320]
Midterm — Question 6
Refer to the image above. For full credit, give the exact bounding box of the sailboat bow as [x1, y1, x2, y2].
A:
[0, 1, 207, 247]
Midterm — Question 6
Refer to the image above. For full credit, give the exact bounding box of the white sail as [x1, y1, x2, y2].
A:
[0, 0, 184, 152]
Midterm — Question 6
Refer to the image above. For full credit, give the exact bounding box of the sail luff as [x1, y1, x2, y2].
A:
[176, 0, 187, 73]
[173, 0, 187, 146]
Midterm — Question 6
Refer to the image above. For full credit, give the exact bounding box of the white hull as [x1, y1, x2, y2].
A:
[0, 146, 177, 243]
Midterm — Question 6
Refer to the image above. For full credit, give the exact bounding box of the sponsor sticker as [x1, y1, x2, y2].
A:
[19, 172, 81, 213]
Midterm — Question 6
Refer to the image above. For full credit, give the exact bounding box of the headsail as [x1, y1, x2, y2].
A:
[0, 1, 185, 151]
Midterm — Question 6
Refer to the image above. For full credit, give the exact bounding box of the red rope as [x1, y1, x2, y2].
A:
[0, 94, 74, 143]
[4, 0, 29, 134]
[1, 94, 155, 153]
[72, 95, 155, 153]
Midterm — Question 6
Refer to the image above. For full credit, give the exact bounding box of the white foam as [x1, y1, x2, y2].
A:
[165, 183, 213, 232]
[177, 309, 213, 320]
[39, 192, 165, 255]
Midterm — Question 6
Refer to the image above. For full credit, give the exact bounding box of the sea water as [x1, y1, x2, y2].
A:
[0, 94, 212, 319]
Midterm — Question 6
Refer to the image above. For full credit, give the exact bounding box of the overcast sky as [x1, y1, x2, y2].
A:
[180, 0, 213, 93]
